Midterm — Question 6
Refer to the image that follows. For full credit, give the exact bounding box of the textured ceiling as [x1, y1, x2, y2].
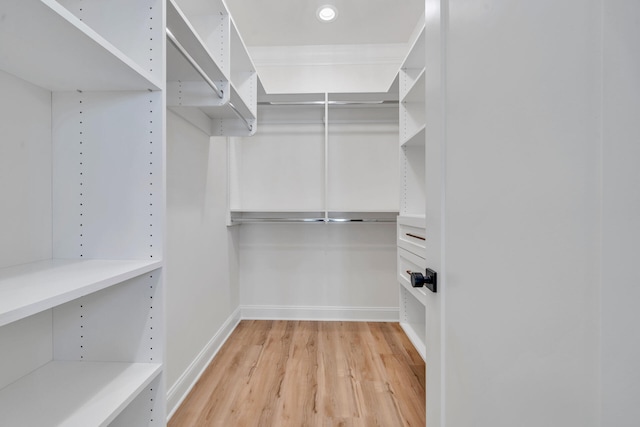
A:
[224, 0, 424, 47]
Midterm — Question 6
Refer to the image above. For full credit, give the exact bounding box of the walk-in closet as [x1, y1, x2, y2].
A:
[2, 0, 640, 426]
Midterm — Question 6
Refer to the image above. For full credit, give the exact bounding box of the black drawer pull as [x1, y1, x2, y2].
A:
[405, 233, 425, 241]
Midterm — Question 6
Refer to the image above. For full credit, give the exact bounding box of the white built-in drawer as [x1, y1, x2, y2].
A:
[397, 216, 426, 258]
[397, 247, 427, 306]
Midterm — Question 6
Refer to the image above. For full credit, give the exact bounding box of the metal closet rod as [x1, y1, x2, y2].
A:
[229, 102, 253, 132]
[166, 28, 223, 99]
[231, 217, 397, 224]
[166, 28, 253, 133]
[259, 100, 399, 106]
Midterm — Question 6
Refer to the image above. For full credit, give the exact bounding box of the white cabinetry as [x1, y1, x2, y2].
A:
[0, 1, 165, 425]
[166, 0, 257, 136]
[397, 22, 427, 359]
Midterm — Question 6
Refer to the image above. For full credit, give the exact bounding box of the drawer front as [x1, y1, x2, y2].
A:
[397, 247, 427, 306]
[398, 222, 426, 258]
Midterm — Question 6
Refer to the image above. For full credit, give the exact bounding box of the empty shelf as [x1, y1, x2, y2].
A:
[0, 259, 162, 327]
[0, 361, 161, 427]
[0, 0, 161, 91]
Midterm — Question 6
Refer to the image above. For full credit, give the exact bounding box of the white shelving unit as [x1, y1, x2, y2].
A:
[0, 0, 165, 425]
[0, 259, 161, 328]
[228, 88, 400, 225]
[166, 0, 257, 136]
[397, 22, 427, 360]
[0, 362, 162, 426]
[0, 0, 162, 91]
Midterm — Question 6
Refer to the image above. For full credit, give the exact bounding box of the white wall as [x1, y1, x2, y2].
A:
[440, 0, 601, 425]
[0, 70, 53, 391]
[165, 111, 240, 416]
[601, 1, 640, 424]
[0, 70, 52, 269]
[239, 223, 398, 320]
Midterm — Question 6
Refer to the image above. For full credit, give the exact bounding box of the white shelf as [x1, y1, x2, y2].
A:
[0, 0, 161, 91]
[258, 91, 325, 104]
[398, 214, 426, 227]
[0, 361, 161, 427]
[0, 259, 162, 327]
[166, 0, 257, 136]
[166, 0, 227, 83]
[401, 124, 426, 147]
[402, 69, 426, 105]
[399, 213, 427, 219]
[401, 24, 426, 70]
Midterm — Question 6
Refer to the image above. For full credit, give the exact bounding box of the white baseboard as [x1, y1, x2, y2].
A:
[399, 321, 426, 361]
[240, 305, 399, 322]
[166, 307, 241, 420]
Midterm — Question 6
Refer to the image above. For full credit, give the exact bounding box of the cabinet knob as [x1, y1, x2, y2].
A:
[408, 269, 437, 293]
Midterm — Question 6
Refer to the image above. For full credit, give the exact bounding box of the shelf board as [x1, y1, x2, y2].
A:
[399, 213, 427, 219]
[397, 214, 426, 228]
[402, 70, 426, 104]
[401, 124, 426, 147]
[0, 259, 162, 327]
[0, 361, 161, 426]
[329, 91, 399, 103]
[0, 0, 161, 91]
[401, 24, 426, 70]
[166, 0, 227, 83]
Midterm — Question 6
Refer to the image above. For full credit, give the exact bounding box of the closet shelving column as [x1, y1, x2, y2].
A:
[397, 22, 428, 359]
[228, 90, 400, 224]
[0, 0, 165, 425]
[166, 0, 257, 137]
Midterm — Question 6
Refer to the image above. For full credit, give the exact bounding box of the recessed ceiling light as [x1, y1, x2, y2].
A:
[317, 5, 338, 22]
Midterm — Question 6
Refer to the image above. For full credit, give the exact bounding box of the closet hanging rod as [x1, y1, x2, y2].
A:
[167, 29, 253, 132]
[258, 100, 399, 106]
[231, 217, 397, 224]
[229, 102, 254, 132]
[166, 28, 224, 99]
[326, 218, 396, 223]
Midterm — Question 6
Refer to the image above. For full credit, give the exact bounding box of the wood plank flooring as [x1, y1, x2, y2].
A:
[169, 320, 425, 427]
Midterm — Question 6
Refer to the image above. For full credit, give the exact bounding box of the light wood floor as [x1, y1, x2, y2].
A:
[169, 320, 425, 427]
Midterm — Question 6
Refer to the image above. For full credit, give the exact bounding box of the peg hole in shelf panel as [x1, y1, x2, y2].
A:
[55, 0, 164, 84]
[52, 273, 161, 362]
[79, 95, 85, 258]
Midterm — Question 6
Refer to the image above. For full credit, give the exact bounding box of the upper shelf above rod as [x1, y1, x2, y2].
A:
[166, 28, 224, 100]
[166, 0, 257, 136]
